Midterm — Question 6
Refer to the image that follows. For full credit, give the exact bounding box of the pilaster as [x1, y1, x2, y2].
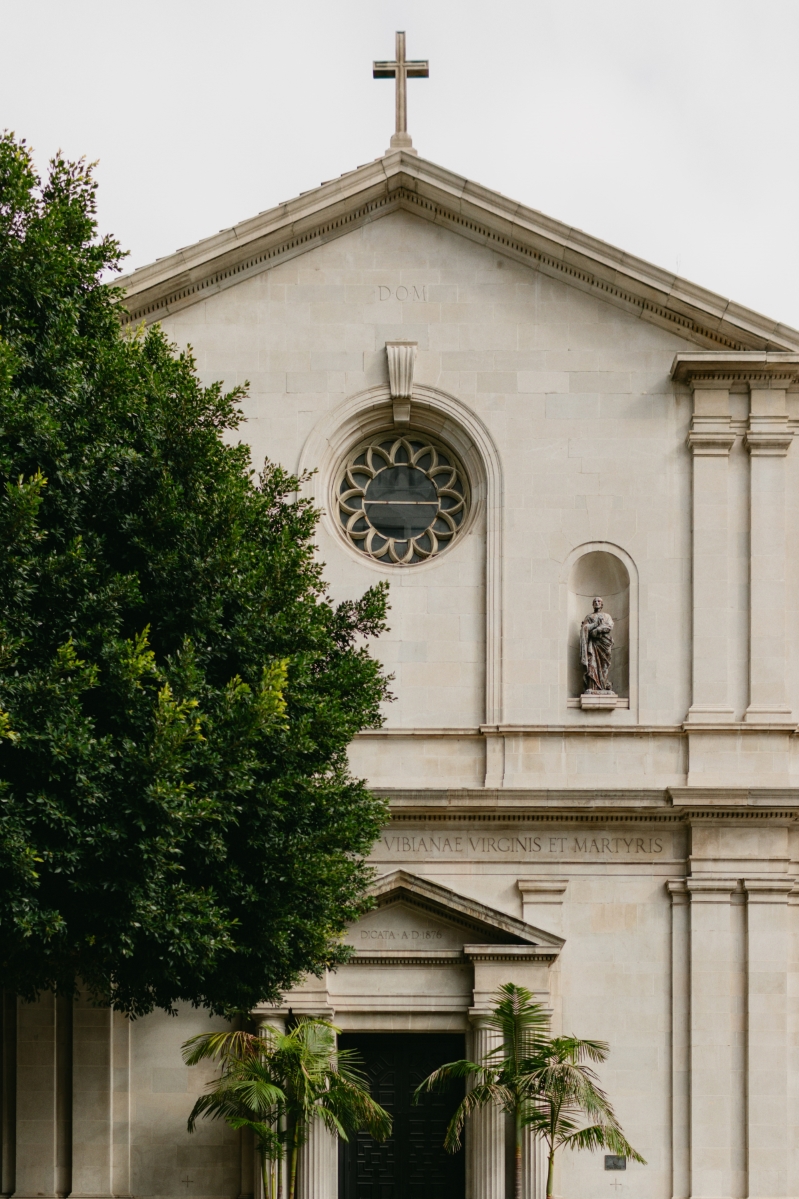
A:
[71, 995, 112, 1199]
[1, 992, 16, 1199]
[14, 993, 72, 1199]
[517, 879, 567, 937]
[744, 380, 794, 723]
[685, 381, 735, 724]
[686, 878, 738, 1199]
[467, 1013, 505, 1199]
[744, 879, 793, 1199]
[667, 881, 690, 1199]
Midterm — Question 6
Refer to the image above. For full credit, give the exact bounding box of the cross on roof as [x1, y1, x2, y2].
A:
[373, 31, 429, 155]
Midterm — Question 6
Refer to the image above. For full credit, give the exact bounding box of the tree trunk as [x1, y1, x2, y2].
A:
[515, 1111, 523, 1199]
[287, 1145, 298, 1199]
[546, 1148, 555, 1199]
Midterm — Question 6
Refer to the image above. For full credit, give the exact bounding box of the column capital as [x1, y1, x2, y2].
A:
[744, 427, 793, 456]
[687, 426, 736, 456]
[517, 878, 568, 900]
[686, 877, 739, 901]
[666, 879, 689, 904]
[743, 878, 795, 902]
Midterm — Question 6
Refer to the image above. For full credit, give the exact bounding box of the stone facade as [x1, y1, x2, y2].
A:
[3, 149, 799, 1199]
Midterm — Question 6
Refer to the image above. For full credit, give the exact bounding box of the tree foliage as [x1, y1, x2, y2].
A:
[183, 1022, 391, 1199]
[0, 131, 391, 1015]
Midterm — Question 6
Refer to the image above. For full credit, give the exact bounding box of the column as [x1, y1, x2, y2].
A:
[521, 1122, 545, 1199]
[468, 1015, 505, 1199]
[296, 1118, 337, 1199]
[686, 381, 735, 723]
[686, 879, 737, 1199]
[744, 381, 793, 722]
[745, 879, 793, 1199]
[1, 990, 17, 1199]
[667, 881, 690, 1199]
[254, 1013, 286, 1199]
[14, 992, 71, 1199]
[111, 1012, 131, 1199]
[71, 995, 112, 1198]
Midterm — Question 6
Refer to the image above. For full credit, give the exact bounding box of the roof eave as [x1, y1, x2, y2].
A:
[119, 150, 799, 353]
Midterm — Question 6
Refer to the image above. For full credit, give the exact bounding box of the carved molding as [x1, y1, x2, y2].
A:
[385, 340, 417, 400]
[119, 154, 799, 353]
[671, 352, 799, 384]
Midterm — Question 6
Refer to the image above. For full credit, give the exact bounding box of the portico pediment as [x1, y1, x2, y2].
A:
[345, 870, 563, 965]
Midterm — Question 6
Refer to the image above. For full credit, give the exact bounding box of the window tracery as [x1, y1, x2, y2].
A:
[337, 433, 469, 565]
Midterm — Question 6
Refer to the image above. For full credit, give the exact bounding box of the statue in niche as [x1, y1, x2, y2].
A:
[580, 597, 615, 694]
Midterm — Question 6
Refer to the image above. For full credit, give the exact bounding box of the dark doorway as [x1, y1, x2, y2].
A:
[339, 1032, 466, 1199]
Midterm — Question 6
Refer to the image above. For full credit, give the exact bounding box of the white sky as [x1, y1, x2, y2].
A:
[2, 0, 798, 327]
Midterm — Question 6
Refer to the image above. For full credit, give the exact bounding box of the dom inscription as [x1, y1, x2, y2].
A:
[377, 284, 428, 301]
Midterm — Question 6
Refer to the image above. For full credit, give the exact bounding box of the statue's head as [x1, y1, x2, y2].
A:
[592, 597, 604, 612]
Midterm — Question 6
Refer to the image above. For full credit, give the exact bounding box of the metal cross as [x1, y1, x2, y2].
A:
[373, 31, 429, 152]
[181, 1178, 193, 1190]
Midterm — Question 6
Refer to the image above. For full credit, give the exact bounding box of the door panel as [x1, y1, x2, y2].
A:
[339, 1033, 466, 1199]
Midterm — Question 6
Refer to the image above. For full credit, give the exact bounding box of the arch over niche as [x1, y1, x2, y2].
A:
[561, 543, 638, 718]
[298, 385, 504, 725]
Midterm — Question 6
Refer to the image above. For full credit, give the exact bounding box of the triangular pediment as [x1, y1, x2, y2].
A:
[344, 870, 563, 962]
[120, 150, 799, 353]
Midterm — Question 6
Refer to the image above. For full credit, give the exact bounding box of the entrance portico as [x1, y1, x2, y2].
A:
[255, 872, 562, 1199]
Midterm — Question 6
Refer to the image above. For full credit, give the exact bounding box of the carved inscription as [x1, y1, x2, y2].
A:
[377, 285, 428, 302]
[360, 929, 444, 942]
[374, 831, 667, 860]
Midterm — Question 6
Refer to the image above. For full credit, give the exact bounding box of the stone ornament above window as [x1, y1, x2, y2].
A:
[337, 432, 470, 565]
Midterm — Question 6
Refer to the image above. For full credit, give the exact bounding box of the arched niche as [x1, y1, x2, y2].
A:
[564, 545, 638, 713]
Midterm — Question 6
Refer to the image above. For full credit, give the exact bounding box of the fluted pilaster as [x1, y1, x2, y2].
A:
[468, 1016, 505, 1199]
[296, 1117, 337, 1199]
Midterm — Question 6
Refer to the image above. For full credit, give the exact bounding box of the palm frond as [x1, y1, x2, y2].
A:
[559, 1123, 646, 1163]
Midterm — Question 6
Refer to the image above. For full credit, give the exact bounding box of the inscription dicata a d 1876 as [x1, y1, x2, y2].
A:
[376, 832, 667, 859]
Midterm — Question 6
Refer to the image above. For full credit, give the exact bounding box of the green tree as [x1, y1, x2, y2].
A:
[523, 1035, 645, 1198]
[183, 1021, 391, 1199]
[414, 983, 550, 1199]
[0, 130, 391, 1016]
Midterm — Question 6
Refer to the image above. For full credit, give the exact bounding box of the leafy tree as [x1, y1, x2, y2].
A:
[183, 1021, 391, 1199]
[523, 1035, 645, 1198]
[415, 983, 644, 1199]
[0, 130, 390, 1015]
[414, 983, 550, 1199]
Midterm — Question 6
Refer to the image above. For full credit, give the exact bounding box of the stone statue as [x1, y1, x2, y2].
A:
[580, 597, 614, 694]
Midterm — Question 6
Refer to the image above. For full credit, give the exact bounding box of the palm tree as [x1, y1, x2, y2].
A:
[522, 1035, 646, 1198]
[414, 983, 550, 1199]
[182, 1018, 391, 1199]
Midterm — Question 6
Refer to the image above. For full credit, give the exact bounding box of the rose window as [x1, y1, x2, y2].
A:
[337, 434, 470, 564]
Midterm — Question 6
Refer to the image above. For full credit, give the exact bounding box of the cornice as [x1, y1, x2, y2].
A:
[671, 352, 799, 384]
[379, 788, 799, 820]
[119, 151, 799, 354]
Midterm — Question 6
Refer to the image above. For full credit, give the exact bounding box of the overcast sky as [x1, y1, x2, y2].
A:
[2, 0, 797, 327]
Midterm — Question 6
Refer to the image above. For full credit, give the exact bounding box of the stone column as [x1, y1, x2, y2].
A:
[744, 380, 793, 723]
[252, 1014, 286, 1199]
[686, 879, 737, 1199]
[521, 1122, 544, 1199]
[467, 1015, 504, 1199]
[667, 881, 690, 1199]
[745, 879, 793, 1199]
[14, 992, 72, 1199]
[1, 991, 17, 1199]
[71, 995, 112, 1199]
[686, 381, 735, 723]
[296, 1117, 337, 1199]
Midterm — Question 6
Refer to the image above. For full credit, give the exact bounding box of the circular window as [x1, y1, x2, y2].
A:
[337, 433, 470, 565]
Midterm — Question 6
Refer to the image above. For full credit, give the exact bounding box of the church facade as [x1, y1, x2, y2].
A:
[3, 137, 799, 1199]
